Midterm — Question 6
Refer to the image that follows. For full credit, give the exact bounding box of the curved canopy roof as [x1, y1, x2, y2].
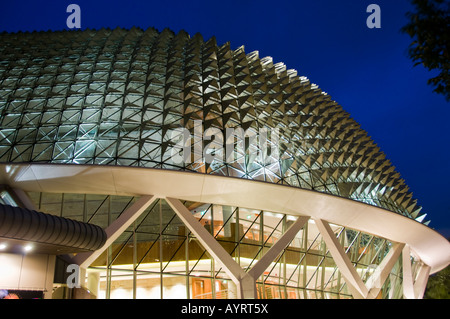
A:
[1, 163, 449, 273]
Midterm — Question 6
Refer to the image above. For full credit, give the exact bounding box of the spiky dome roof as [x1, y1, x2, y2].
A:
[0, 27, 427, 223]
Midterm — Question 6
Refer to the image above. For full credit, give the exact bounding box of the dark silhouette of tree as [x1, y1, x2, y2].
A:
[424, 237, 450, 299]
[425, 265, 450, 299]
[401, 0, 450, 101]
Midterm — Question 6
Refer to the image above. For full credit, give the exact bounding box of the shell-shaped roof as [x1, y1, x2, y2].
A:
[0, 27, 426, 223]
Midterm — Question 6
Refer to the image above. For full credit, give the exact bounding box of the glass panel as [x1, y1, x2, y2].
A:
[102, 269, 134, 299]
[61, 193, 85, 221]
[38, 193, 403, 300]
[38, 192, 63, 216]
[162, 274, 187, 299]
[135, 271, 162, 299]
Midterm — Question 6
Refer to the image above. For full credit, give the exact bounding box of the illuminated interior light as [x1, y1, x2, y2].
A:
[0, 243, 7, 250]
[23, 244, 33, 252]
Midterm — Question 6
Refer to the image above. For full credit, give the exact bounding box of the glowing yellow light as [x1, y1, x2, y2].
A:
[23, 244, 33, 252]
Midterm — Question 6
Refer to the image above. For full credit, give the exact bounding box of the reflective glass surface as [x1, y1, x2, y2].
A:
[0, 28, 426, 223]
[28, 192, 410, 299]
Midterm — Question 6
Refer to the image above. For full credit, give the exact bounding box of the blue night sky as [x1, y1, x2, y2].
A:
[1, 0, 449, 237]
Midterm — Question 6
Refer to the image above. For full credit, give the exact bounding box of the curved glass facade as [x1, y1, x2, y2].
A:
[27, 192, 421, 299]
[0, 27, 426, 223]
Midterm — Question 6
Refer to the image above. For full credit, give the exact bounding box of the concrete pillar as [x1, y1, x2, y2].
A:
[43, 255, 56, 299]
[402, 245, 415, 299]
[87, 271, 100, 298]
[222, 205, 234, 237]
[314, 218, 368, 299]
[238, 274, 258, 299]
[227, 279, 238, 299]
[167, 197, 311, 300]
[366, 242, 404, 299]
[414, 263, 430, 299]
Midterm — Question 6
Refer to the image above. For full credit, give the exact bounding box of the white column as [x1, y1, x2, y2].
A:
[247, 216, 309, 280]
[43, 255, 56, 299]
[402, 245, 415, 299]
[314, 218, 369, 299]
[87, 271, 100, 298]
[414, 263, 431, 299]
[221, 205, 234, 237]
[167, 197, 311, 299]
[165, 197, 250, 296]
[72, 195, 156, 268]
[366, 242, 404, 299]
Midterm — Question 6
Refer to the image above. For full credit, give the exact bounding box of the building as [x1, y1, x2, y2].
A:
[0, 27, 449, 299]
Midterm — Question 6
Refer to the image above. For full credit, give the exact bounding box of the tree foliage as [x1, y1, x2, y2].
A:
[424, 264, 450, 299]
[401, 0, 450, 101]
[424, 236, 450, 299]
